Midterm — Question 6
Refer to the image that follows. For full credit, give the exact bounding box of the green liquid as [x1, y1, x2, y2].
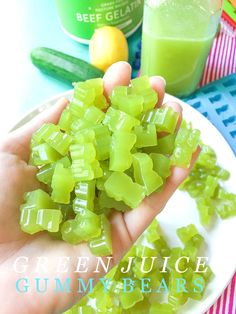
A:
[141, 0, 220, 97]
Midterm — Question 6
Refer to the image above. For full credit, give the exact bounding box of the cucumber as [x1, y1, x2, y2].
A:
[31, 47, 104, 84]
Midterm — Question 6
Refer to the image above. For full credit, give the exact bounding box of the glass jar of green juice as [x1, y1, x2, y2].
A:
[55, 0, 144, 44]
[141, 0, 223, 97]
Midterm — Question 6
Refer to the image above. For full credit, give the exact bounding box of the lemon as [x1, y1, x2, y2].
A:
[89, 26, 129, 72]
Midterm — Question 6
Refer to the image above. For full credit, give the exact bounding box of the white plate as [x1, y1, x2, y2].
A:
[11, 91, 236, 314]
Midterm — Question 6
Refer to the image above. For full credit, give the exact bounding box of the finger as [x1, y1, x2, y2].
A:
[25, 164, 46, 191]
[0, 155, 43, 242]
[103, 61, 132, 97]
[0, 98, 69, 161]
[149, 77, 181, 132]
[160, 101, 183, 134]
[109, 211, 133, 262]
[149, 76, 166, 107]
[123, 146, 201, 244]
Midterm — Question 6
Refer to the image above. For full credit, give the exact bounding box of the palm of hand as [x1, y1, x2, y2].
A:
[0, 62, 199, 314]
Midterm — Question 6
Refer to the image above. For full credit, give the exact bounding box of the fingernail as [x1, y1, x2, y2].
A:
[104, 61, 131, 75]
[157, 76, 166, 87]
[116, 61, 132, 70]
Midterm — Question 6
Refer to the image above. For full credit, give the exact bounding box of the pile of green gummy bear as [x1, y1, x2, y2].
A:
[66, 221, 213, 314]
[19, 76, 236, 313]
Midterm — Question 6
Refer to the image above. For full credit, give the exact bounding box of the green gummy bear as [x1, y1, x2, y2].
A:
[133, 153, 163, 196]
[150, 302, 175, 314]
[75, 211, 101, 241]
[51, 163, 75, 204]
[71, 160, 94, 182]
[73, 181, 95, 213]
[134, 124, 157, 148]
[58, 108, 75, 133]
[36, 157, 71, 185]
[103, 107, 140, 132]
[111, 94, 144, 117]
[22, 189, 57, 210]
[83, 106, 105, 124]
[98, 190, 129, 212]
[119, 287, 144, 309]
[20, 209, 43, 234]
[176, 224, 199, 244]
[32, 123, 60, 144]
[131, 76, 150, 92]
[150, 153, 171, 179]
[142, 107, 179, 134]
[131, 76, 158, 111]
[92, 125, 111, 161]
[89, 214, 112, 256]
[85, 78, 103, 95]
[35, 123, 72, 156]
[31, 143, 61, 166]
[73, 82, 96, 108]
[104, 172, 146, 208]
[70, 143, 96, 163]
[61, 219, 83, 245]
[36, 209, 62, 232]
[109, 131, 136, 172]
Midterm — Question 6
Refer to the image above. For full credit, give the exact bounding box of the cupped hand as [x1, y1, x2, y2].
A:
[0, 62, 200, 314]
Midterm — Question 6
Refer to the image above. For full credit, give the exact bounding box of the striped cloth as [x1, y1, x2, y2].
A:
[202, 17, 236, 314]
[205, 274, 236, 314]
[200, 18, 236, 86]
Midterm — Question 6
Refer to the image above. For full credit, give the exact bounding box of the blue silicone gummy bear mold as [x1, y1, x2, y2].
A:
[183, 73, 236, 155]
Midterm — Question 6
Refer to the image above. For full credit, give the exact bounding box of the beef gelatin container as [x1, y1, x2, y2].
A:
[55, 0, 144, 44]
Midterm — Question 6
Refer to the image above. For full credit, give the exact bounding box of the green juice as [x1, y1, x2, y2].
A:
[141, 0, 221, 97]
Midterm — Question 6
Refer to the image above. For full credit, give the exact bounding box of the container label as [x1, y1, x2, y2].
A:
[55, 0, 144, 42]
